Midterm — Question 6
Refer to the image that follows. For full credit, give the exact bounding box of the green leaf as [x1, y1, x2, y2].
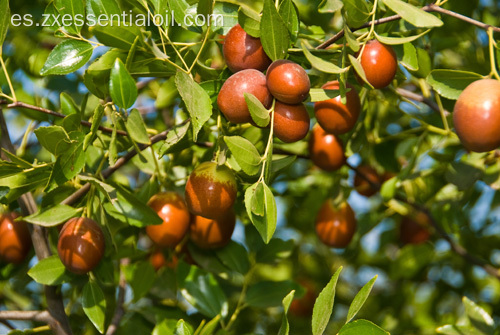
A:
[445, 161, 483, 191]
[380, 176, 398, 201]
[251, 182, 265, 216]
[400, 42, 418, 71]
[0, 165, 52, 204]
[169, 0, 190, 28]
[91, 23, 142, 50]
[24, 205, 81, 227]
[463, 297, 495, 335]
[224, 136, 261, 176]
[125, 261, 156, 302]
[246, 281, 301, 308]
[34, 126, 70, 155]
[47, 131, 86, 190]
[175, 71, 212, 142]
[198, 315, 221, 335]
[261, 0, 290, 61]
[312, 267, 342, 335]
[278, 290, 295, 335]
[426, 70, 483, 100]
[212, 2, 239, 35]
[374, 29, 431, 45]
[54, 0, 85, 34]
[126, 109, 151, 145]
[343, 0, 371, 28]
[110, 58, 138, 109]
[309, 88, 342, 102]
[60, 92, 80, 115]
[86, 0, 120, 17]
[344, 24, 360, 52]
[84, 105, 105, 151]
[349, 54, 373, 88]
[437, 325, 485, 335]
[158, 121, 191, 157]
[319, 0, 343, 13]
[391, 244, 434, 279]
[197, 0, 214, 17]
[238, 6, 261, 38]
[346, 275, 377, 323]
[40, 40, 93, 76]
[28, 255, 72, 285]
[256, 238, 294, 264]
[215, 241, 250, 275]
[279, 0, 299, 42]
[302, 44, 348, 74]
[382, 0, 443, 27]
[244, 93, 270, 127]
[0, 0, 10, 53]
[82, 281, 107, 333]
[338, 320, 389, 335]
[244, 182, 277, 243]
[175, 320, 193, 335]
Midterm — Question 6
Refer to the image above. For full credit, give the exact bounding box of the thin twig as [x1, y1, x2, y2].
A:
[106, 258, 130, 335]
[0, 311, 52, 323]
[396, 87, 450, 116]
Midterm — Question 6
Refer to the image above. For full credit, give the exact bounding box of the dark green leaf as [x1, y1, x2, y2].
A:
[126, 109, 151, 145]
[279, 0, 299, 42]
[224, 136, 261, 176]
[319, 0, 343, 13]
[426, 70, 483, 100]
[91, 23, 143, 50]
[244, 182, 277, 244]
[212, 2, 239, 34]
[175, 71, 212, 142]
[245, 93, 270, 127]
[445, 161, 483, 191]
[215, 241, 250, 275]
[60, 92, 80, 115]
[344, 24, 360, 52]
[82, 281, 107, 333]
[84, 105, 105, 151]
[86, 0, 120, 17]
[346, 275, 377, 323]
[125, 261, 156, 302]
[312, 267, 342, 335]
[343, 0, 371, 28]
[197, 0, 214, 17]
[158, 121, 191, 157]
[238, 6, 261, 38]
[110, 58, 138, 109]
[54, 0, 85, 34]
[382, 0, 443, 27]
[256, 238, 294, 264]
[338, 320, 389, 335]
[0, 0, 10, 52]
[169, 0, 190, 28]
[246, 281, 300, 308]
[34, 126, 70, 155]
[261, 0, 290, 61]
[302, 43, 348, 74]
[24, 205, 82, 227]
[27, 255, 72, 285]
[40, 40, 93, 76]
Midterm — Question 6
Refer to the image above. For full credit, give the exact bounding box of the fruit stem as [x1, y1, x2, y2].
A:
[433, 92, 450, 132]
[150, 146, 167, 188]
[224, 267, 254, 331]
[487, 27, 500, 81]
[258, 99, 276, 183]
[0, 57, 16, 102]
[188, 25, 212, 74]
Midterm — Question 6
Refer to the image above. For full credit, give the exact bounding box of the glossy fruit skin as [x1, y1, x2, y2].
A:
[354, 166, 382, 197]
[223, 24, 272, 73]
[315, 201, 356, 248]
[266, 60, 311, 104]
[190, 211, 236, 249]
[314, 81, 361, 135]
[274, 102, 310, 143]
[217, 69, 273, 124]
[146, 192, 191, 248]
[308, 125, 346, 171]
[358, 40, 398, 89]
[149, 249, 178, 271]
[399, 213, 431, 245]
[57, 217, 105, 275]
[0, 213, 31, 264]
[453, 79, 500, 152]
[185, 162, 237, 219]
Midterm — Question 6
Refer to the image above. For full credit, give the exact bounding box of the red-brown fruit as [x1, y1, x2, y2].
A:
[149, 249, 179, 271]
[315, 200, 356, 248]
[0, 213, 31, 264]
[58, 217, 105, 275]
[453, 79, 500, 152]
[358, 40, 398, 89]
[308, 124, 346, 171]
[223, 24, 272, 73]
[289, 280, 317, 317]
[185, 162, 237, 219]
[146, 192, 191, 248]
[266, 60, 310, 104]
[217, 69, 273, 124]
[273, 102, 310, 143]
[190, 211, 236, 250]
[314, 81, 361, 135]
[354, 166, 382, 197]
[399, 213, 431, 245]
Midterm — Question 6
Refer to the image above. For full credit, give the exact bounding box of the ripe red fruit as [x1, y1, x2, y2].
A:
[308, 124, 346, 171]
[190, 211, 236, 249]
[217, 69, 273, 124]
[223, 24, 272, 73]
[146, 192, 191, 248]
[453, 79, 500, 152]
[357, 40, 398, 89]
[185, 162, 237, 219]
[314, 81, 361, 135]
[315, 200, 356, 248]
[273, 102, 310, 143]
[399, 213, 431, 245]
[58, 217, 105, 275]
[266, 59, 310, 104]
[0, 213, 31, 264]
[354, 166, 382, 197]
[289, 280, 317, 317]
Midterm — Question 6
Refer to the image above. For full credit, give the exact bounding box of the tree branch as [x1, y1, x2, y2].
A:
[106, 258, 130, 335]
[316, 3, 500, 50]
[0, 100, 127, 137]
[0, 311, 52, 323]
[396, 87, 450, 116]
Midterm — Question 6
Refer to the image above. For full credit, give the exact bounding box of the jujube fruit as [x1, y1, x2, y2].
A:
[314, 81, 361, 135]
[273, 102, 310, 143]
[266, 60, 310, 104]
[315, 200, 356, 248]
[190, 210, 236, 249]
[399, 213, 431, 245]
[453, 79, 500, 152]
[146, 192, 191, 248]
[185, 162, 237, 219]
[308, 124, 346, 171]
[354, 166, 382, 197]
[0, 212, 31, 264]
[357, 40, 398, 89]
[217, 69, 273, 124]
[289, 280, 317, 317]
[57, 217, 105, 275]
[223, 24, 271, 73]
